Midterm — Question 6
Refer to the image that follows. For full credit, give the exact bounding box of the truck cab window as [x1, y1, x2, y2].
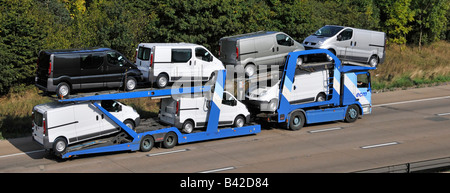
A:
[357, 73, 369, 88]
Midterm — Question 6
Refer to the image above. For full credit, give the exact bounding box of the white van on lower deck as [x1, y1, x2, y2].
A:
[32, 100, 140, 156]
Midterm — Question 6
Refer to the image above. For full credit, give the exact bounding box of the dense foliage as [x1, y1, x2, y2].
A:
[0, 0, 449, 94]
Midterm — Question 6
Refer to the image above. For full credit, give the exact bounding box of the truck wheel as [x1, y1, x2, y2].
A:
[234, 115, 245, 128]
[124, 77, 137, 91]
[182, 120, 194, 134]
[162, 132, 177, 149]
[289, 111, 305, 131]
[345, 105, 359, 123]
[53, 137, 68, 156]
[140, 135, 154, 152]
[156, 74, 168, 88]
[56, 82, 70, 99]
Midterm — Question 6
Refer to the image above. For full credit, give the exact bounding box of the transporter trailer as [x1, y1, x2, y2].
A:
[56, 70, 261, 159]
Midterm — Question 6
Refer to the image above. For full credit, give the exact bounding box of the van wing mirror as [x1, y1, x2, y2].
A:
[337, 35, 342, 41]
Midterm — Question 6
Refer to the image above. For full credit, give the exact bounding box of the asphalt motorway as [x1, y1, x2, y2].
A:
[0, 84, 449, 173]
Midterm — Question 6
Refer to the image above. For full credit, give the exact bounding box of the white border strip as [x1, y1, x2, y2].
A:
[308, 127, 343, 134]
[436, 112, 450, 116]
[198, 166, 236, 173]
[146, 149, 190, 157]
[0, 149, 45, 159]
[361, 142, 400, 149]
[373, 96, 450, 107]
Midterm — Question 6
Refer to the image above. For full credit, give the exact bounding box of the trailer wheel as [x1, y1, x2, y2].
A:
[53, 137, 67, 156]
[162, 132, 177, 149]
[345, 105, 359, 123]
[289, 111, 305, 131]
[140, 135, 154, 152]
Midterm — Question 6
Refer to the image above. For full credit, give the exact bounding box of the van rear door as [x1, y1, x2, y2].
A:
[159, 98, 178, 125]
[137, 45, 152, 82]
[219, 38, 238, 65]
[32, 109, 45, 145]
[36, 51, 52, 89]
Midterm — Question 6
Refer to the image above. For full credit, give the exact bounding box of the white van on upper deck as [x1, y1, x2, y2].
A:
[135, 43, 225, 88]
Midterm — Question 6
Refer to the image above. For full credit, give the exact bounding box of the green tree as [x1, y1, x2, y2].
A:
[377, 0, 415, 44]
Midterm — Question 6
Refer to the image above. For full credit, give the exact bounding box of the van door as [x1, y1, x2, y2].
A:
[335, 29, 354, 62]
[171, 48, 193, 81]
[100, 100, 123, 134]
[73, 103, 103, 142]
[194, 47, 215, 81]
[105, 51, 128, 87]
[275, 33, 296, 65]
[79, 53, 105, 89]
[137, 46, 152, 82]
[220, 92, 238, 125]
[355, 72, 372, 114]
[254, 36, 276, 66]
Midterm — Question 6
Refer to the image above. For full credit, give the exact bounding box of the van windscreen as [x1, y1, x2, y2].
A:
[138, 47, 151, 60]
[314, 26, 344, 37]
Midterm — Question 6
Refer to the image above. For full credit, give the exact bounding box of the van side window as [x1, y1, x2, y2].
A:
[338, 29, 353, 41]
[276, 34, 293, 46]
[195, 47, 212, 62]
[172, 49, 192, 63]
[107, 51, 126, 66]
[138, 47, 151, 60]
[80, 53, 104, 69]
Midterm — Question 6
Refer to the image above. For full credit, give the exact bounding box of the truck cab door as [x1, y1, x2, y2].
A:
[355, 72, 372, 114]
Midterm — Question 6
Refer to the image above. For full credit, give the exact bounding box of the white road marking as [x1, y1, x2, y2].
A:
[146, 148, 190, 157]
[198, 166, 236, 173]
[436, 112, 450, 116]
[373, 96, 450, 107]
[360, 142, 400, 149]
[0, 149, 45, 159]
[308, 127, 343, 134]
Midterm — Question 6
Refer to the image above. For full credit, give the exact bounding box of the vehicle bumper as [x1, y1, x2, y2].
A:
[35, 78, 57, 93]
[32, 135, 52, 149]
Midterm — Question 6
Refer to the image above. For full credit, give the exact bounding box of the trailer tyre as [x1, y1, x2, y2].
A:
[53, 137, 67, 156]
[162, 132, 177, 149]
[345, 105, 359, 123]
[289, 111, 305, 131]
[140, 135, 154, 152]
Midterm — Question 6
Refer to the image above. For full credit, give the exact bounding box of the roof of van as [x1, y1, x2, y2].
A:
[220, 31, 279, 41]
[138, 43, 200, 48]
[42, 48, 113, 55]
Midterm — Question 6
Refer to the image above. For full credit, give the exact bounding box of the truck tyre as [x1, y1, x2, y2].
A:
[288, 111, 305, 131]
[56, 82, 70, 99]
[162, 132, 177, 149]
[234, 115, 245, 128]
[53, 137, 68, 156]
[182, 120, 194, 134]
[345, 105, 359, 123]
[156, 74, 169, 88]
[124, 76, 137, 91]
[140, 135, 154, 152]
[316, 93, 326, 102]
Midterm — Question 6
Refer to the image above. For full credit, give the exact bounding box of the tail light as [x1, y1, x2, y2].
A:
[218, 45, 221, 57]
[236, 46, 239, 60]
[150, 52, 154, 68]
[43, 119, 47, 136]
[176, 101, 179, 115]
[48, 62, 52, 76]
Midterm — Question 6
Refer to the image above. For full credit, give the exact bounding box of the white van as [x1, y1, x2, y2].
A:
[245, 66, 330, 112]
[303, 25, 386, 67]
[32, 100, 140, 156]
[158, 91, 250, 133]
[135, 43, 225, 88]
